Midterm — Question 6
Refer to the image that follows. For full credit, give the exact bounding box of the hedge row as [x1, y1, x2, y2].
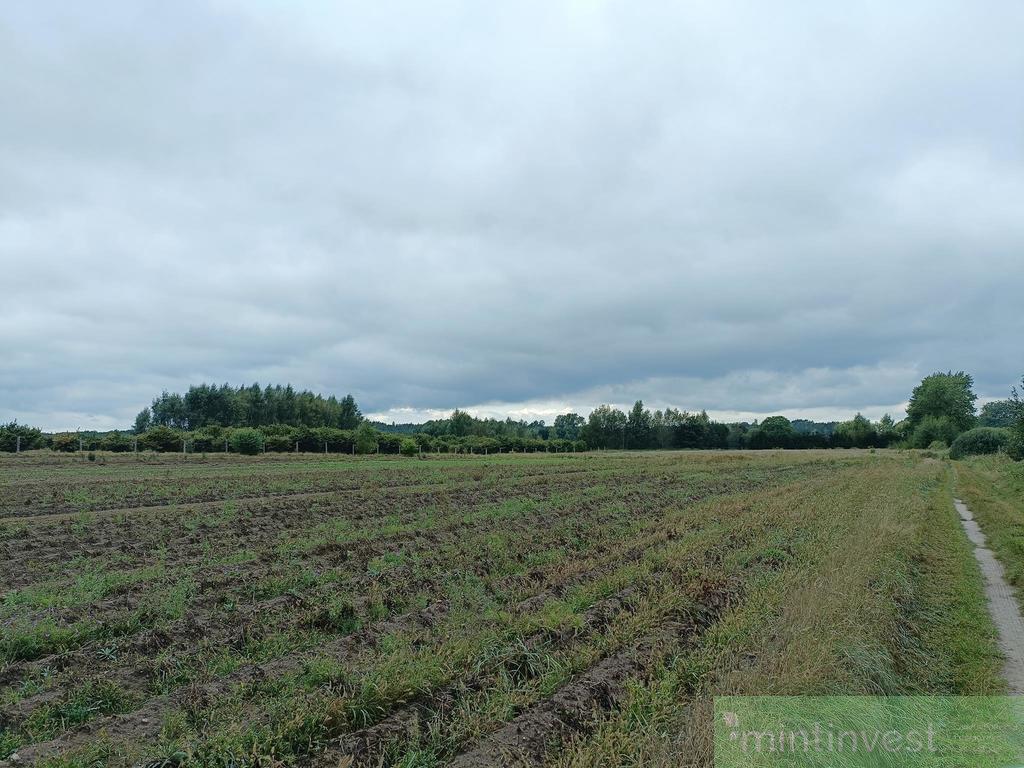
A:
[46, 424, 588, 455]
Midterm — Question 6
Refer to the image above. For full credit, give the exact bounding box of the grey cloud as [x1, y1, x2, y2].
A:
[1, 1, 1023, 430]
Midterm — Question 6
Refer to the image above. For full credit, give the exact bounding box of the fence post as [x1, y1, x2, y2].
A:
[15, 436, 21, 453]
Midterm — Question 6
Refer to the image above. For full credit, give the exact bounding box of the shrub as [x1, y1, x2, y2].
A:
[0, 421, 45, 452]
[949, 427, 1011, 459]
[399, 439, 418, 457]
[51, 433, 80, 452]
[1008, 431, 1024, 462]
[100, 431, 134, 452]
[910, 415, 960, 449]
[354, 423, 378, 455]
[230, 428, 263, 455]
[139, 426, 182, 452]
[263, 434, 293, 453]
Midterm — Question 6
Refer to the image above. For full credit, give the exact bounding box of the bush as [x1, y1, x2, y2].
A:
[949, 427, 1011, 459]
[1008, 432, 1024, 462]
[263, 434, 293, 453]
[51, 432, 80, 452]
[910, 415, 960, 449]
[354, 423, 378, 455]
[399, 439, 418, 457]
[100, 431, 134, 452]
[140, 426, 182, 452]
[230, 428, 263, 455]
[0, 421, 45, 452]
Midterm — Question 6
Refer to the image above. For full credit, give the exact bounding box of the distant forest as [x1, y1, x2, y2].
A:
[2, 373, 1021, 457]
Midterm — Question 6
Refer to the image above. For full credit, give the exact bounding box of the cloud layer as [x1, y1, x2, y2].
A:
[2, 1, 1023, 430]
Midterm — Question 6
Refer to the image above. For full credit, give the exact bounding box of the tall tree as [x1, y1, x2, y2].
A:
[553, 413, 585, 440]
[582, 405, 627, 449]
[627, 400, 654, 448]
[133, 409, 152, 434]
[906, 371, 977, 432]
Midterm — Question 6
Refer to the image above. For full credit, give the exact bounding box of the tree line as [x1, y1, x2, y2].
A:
[3, 372, 1022, 457]
[136, 383, 361, 432]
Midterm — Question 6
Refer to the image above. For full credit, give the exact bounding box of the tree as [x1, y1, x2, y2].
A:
[834, 413, 878, 448]
[627, 400, 654, 449]
[141, 426, 183, 452]
[337, 394, 362, 429]
[0, 421, 44, 452]
[399, 438, 418, 456]
[582, 405, 627, 449]
[553, 413, 585, 441]
[448, 409, 473, 437]
[1006, 378, 1024, 461]
[910, 415, 959, 449]
[355, 422, 379, 454]
[906, 372, 977, 433]
[979, 399, 1022, 428]
[748, 416, 794, 449]
[133, 409, 152, 434]
[876, 414, 898, 446]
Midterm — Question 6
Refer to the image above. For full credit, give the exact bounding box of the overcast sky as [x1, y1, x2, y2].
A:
[2, 1, 1022, 431]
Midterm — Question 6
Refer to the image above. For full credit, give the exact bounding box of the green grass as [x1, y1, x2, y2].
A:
[955, 455, 1024, 600]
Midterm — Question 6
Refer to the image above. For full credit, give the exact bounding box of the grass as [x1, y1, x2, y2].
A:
[954, 454, 1024, 600]
[0, 449, 1004, 767]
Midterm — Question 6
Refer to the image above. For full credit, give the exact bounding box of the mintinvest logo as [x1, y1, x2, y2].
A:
[714, 696, 1024, 767]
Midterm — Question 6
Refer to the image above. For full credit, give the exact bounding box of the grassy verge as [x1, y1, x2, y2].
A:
[954, 455, 1024, 601]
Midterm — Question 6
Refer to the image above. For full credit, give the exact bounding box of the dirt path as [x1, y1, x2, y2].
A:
[955, 498, 1024, 693]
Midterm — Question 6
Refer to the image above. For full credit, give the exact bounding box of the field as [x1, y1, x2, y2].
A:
[0, 450, 1003, 767]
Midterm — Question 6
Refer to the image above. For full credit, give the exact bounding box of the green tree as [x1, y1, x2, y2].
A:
[979, 399, 1022, 428]
[910, 415, 959, 449]
[133, 409, 152, 434]
[0, 421, 44, 452]
[627, 400, 654, 449]
[553, 413, 585, 441]
[448, 409, 473, 437]
[906, 372, 977, 433]
[834, 413, 878, 448]
[749, 416, 794, 449]
[876, 414, 898, 445]
[399, 438, 418, 456]
[1007, 378, 1024, 460]
[582, 405, 627, 449]
[354, 422, 379, 454]
[151, 391, 188, 429]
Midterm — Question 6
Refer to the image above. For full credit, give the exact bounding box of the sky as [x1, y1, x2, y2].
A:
[1, 1, 1022, 431]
